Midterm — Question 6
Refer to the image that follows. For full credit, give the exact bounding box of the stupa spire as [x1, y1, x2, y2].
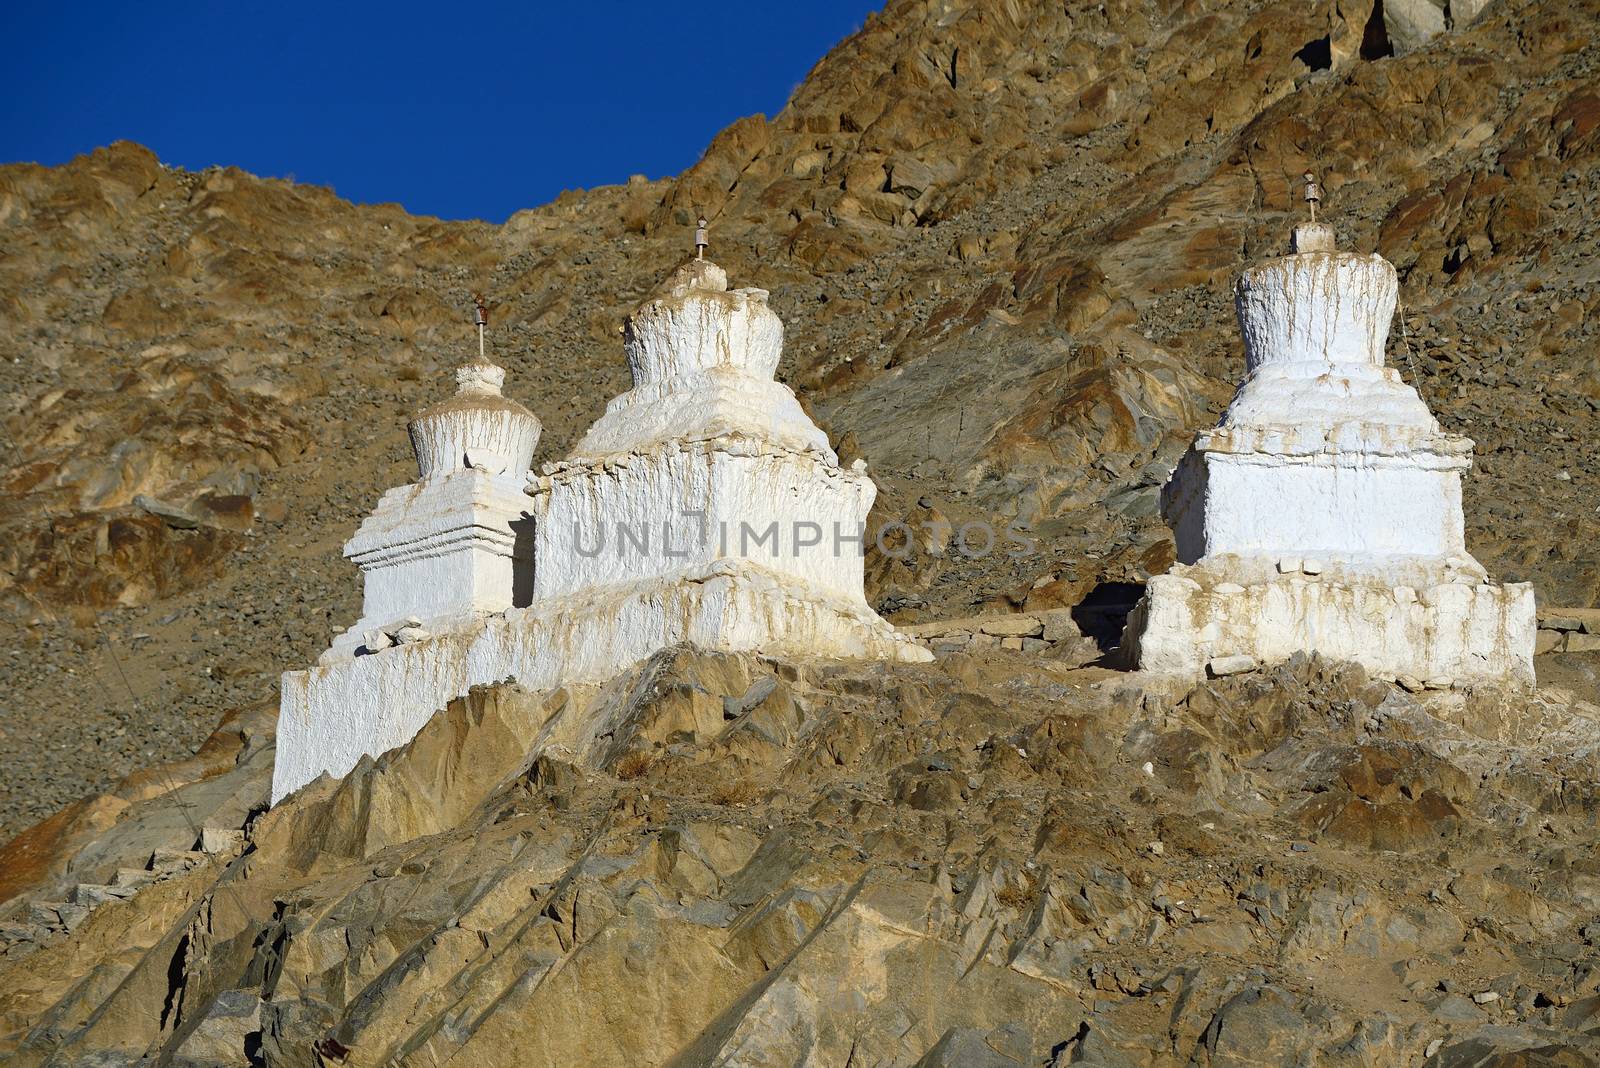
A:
[1288, 172, 1335, 254]
[474, 292, 488, 359]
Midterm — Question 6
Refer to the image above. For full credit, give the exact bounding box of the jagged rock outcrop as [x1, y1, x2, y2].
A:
[4, 646, 1600, 1064]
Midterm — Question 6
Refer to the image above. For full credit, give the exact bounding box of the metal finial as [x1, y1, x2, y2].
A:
[1302, 171, 1321, 223]
[473, 294, 488, 358]
[695, 217, 709, 260]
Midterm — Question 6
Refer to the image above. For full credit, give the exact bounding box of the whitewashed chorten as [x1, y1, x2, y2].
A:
[523, 256, 910, 646]
[329, 356, 540, 658]
[273, 250, 926, 803]
[1120, 195, 1536, 686]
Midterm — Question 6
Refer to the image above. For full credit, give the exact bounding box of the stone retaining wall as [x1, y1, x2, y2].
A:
[1538, 608, 1600, 654]
[904, 609, 1095, 659]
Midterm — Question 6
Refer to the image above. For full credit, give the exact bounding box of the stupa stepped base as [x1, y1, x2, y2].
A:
[273, 561, 930, 802]
[330, 468, 535, 659]
[1122, 560, 1536, 687]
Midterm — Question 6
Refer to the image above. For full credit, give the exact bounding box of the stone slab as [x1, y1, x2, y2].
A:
[907, 613, 1045, 639]
[1540, 607, 1600, 633]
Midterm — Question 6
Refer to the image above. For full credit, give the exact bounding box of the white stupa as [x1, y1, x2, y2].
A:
[1120, 185, 1535, 686]
[523, 256, 909, 644]
[273, 247, 926, 803]
[329, 357, 540, 657]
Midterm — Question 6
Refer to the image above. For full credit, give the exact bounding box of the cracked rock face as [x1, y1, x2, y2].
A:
[5, 647, 1600, 1064]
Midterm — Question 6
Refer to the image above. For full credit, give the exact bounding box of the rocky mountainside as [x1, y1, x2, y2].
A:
[1, 0, 1596, 832]
[0, 0, 1598, 1061]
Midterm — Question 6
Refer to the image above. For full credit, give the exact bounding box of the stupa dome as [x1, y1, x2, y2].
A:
[571, 256, 829, 459]
[623, 259, 784, 386]
[408, 359, 541, 480]
[1235, 224, 1399, 374]
[1222, 222, 1433, 433]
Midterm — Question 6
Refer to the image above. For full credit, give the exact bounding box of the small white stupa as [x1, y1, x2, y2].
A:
[1120, 178, 1536, 686]
[273, 239, 926, 803]
[329, 354, 540, 657]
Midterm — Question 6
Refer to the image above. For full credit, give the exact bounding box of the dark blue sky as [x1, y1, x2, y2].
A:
[2, 1, 880, 222]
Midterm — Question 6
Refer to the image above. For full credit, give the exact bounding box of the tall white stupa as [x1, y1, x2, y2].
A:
[522, 255, 909, 648]
[273, 241, 926, 803]
[1120, 180, 1536, 685]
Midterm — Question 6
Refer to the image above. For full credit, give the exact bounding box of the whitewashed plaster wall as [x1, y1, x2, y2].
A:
[275, 563, 926, 801]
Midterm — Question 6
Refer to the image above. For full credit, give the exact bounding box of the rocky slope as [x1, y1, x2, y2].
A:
[4, 647, 1600, 1065]
[0, 0, 1598, 1061]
